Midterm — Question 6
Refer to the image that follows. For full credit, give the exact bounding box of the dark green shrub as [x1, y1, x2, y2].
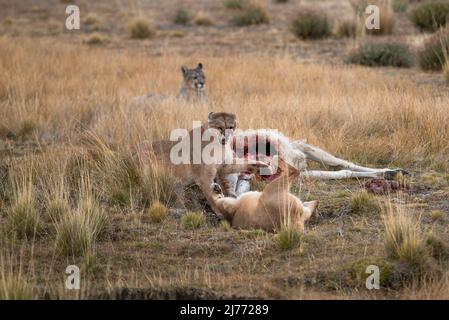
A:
[418, 29, 449, 70]
[231, 4, 269, 26]
[347, 42, 414, 68]
[426, 233, 449, 260]
[410, 1, 449, 32]
[129, 19, 154, 39]
[349, 258, 394, 288]
[291, 10, 331, 39]
[174, 8, 191, 25]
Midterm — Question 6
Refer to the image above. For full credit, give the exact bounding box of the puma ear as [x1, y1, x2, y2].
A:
[181, 65, 188, 75]
[197, 63, 203, 70]
[208, 112, 214, 120]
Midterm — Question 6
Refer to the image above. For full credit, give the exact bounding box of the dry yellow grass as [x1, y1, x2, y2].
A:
[444, 61, 449, 85]
[1, 34, 449, 299]
[1, 37, 448, 167]
[0, 253, 35, 300]
[383, 204, 427, 267]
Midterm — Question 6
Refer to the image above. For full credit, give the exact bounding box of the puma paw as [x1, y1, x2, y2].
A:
[211, 183, 224, 196]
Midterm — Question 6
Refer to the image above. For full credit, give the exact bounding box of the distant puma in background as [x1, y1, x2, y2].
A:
[133, 63, 207, 104]
[177, 63, 206, 101]
[213, 156, 318, 232]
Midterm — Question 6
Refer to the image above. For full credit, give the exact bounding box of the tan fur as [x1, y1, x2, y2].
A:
[151, 112, 267, 217]
[214, 157, 318, 232]
[133, 63, 206, 104]
[177, 63, 207, 101]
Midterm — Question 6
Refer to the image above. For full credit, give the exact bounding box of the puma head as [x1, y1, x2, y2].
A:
[181, 63, 205, 91]
[207, 112, 237, 145]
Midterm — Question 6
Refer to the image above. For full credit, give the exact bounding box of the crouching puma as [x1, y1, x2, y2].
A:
[213, 156, 318, 232]
[150, 112, 268, 218]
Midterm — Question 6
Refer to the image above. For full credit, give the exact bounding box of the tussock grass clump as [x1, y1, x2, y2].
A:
[349, 258, 393, 288]
[224, 0, 248, 10]
[171, 31, 185, 38]
[54, 176, 106, 257]
[85, 33, 106, 45]
[347, 42, 413, 68]
[220, 220, 231, 231]
[148, 201, 168, 223]
[410, 1, 449, 32]
[84, 136, 178, 210]
[350, 191, 381, 215]
[4, 17, 13, 26]
[7, 191, 40, 240]
[0, 274, 34, 300]
[84, 14, 101, 32]
[194, 13, 213, 26]
[418, 29, 449, 71]
[84, 14, 100, 26]
[128, 19, 154, 39]
[181, 211, 205, 230]
[426, 233, 449, 260]
[430, 209, 444, 222]
[335, 20, 357, 38]
[46, 198, 70, 222]
[105, 156, 141, 208]
[403, 271, 449, 299]
[55, 200, 106, 256]
[275, 225, 301, 251]
[174, 8, 191, 25]
[291, 10, 331, 39]
[139, 163, 179, 208]
[383, 206, 428, 267]
[0, 257, 34, 300]
[231, 3, 269, 26]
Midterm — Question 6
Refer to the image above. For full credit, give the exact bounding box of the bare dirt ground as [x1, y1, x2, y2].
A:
[0, 0, 449, 300]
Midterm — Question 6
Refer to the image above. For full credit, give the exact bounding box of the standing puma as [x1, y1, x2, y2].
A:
[213, 156, 318, 232]
[151, 112, 267, 217]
